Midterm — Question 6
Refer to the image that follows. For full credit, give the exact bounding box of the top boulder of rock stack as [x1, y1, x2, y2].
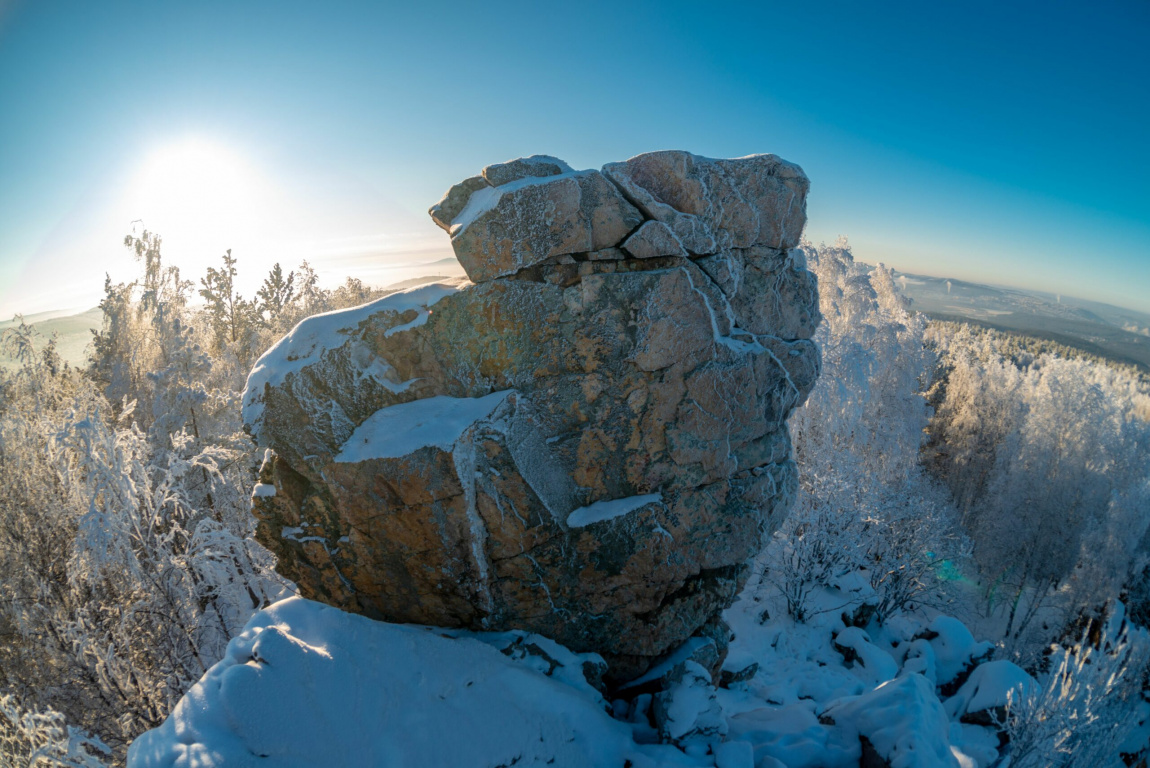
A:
[430, 151, 809, 283]
[243, 150, 820, 684]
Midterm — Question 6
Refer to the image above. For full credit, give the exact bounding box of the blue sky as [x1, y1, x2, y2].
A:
[1, 0, 1147, 317]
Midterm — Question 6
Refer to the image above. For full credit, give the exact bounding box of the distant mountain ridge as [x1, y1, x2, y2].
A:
[0, 267, 468, 371]
[7, 268, 1150, 373]
[884, 269, 1150, 371]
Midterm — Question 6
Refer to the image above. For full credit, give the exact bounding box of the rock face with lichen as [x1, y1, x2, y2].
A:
[242, 150, 820, 682]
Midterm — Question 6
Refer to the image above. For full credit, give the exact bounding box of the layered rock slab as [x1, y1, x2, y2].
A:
[244, 151, 820, 680]
[435, 166, 643, 283]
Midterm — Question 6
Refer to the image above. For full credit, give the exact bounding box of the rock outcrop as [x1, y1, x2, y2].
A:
[243, 150, 820, 681]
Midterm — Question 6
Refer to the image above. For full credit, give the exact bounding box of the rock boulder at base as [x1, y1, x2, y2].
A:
[243, 151, 820, 682]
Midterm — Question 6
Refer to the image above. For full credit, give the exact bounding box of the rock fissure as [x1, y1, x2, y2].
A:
[245, 150, 820, 681]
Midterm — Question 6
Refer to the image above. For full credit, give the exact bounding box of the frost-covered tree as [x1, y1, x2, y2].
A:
[292, 260, 326, 319]
[0, 250, 290, 762]
[760, 239, 968, 622]
[89, 230, 195, 429]
[254, 263, 295, 328]
[0, 227, 422, 764]
[199, 249, 258, 365]
[745, 239, 1148, 764]
[927, 324, 1150, 651]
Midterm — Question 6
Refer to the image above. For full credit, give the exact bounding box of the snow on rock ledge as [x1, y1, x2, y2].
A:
[246, 151, 821, 682]
[242, 278, 469, 441]
[567, 493, 663, 528]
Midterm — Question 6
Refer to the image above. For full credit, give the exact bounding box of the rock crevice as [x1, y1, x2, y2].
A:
[243, 150, 821, 680]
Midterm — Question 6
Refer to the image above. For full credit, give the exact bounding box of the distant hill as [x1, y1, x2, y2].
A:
[888, 270, 1150, 371]
[9, 268, 1148, 374]
[379, 274, 460, 292]
[0, 307, 102, 370]
[0, 271, 468, 372]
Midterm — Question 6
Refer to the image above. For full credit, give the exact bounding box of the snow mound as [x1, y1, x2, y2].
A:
[832, 626, 899, 686]
[944, 660, 1038, 722]
[727, 704, 854, 768]
[128, 597, 695, 768]
[824, 673, 961, 768]
[917, 616, 994, 690]
[653, 660, 727, 745]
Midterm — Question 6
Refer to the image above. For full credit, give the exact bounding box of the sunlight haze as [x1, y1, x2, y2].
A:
[2, 3, 1150, 765]
[1, 0, 1147, 317]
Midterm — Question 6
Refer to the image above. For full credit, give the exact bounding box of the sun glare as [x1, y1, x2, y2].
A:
[130, 139, 254, 228]
[121, 137, 279, 282]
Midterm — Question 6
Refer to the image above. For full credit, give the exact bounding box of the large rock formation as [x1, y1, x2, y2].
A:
[243, 150, 820, 681]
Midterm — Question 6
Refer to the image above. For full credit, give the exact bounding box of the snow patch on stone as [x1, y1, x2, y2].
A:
[252, 483, 277, 498]
[450, 169, 593, 236]
[383, 308, 431, 337]
[567, 493, 662, 528]
[620, 636, 716, 692]
[335, 391, 514, 463]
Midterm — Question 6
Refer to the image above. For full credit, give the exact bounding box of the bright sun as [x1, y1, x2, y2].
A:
[122, 137, 277, 279]
[130, 139, 255, 230]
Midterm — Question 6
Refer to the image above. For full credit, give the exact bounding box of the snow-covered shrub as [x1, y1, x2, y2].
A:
[0, 253, 291, 761]
[761, 473, 866, 622]
[1, 231, 465, 764]
[997, 605, 1150, 768]
[0, 694, 110, 768]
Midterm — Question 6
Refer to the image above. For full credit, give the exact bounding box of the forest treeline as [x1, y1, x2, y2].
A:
[927, 319, 1150, 386]
[1, 234, 1148, 765]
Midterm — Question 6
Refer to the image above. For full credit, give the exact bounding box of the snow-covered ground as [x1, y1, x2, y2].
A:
[713, 577, 1013, 768]
[125, 243, 1150, 767]
[127, 597, 697, 768]
[128, 572, 1048, 768]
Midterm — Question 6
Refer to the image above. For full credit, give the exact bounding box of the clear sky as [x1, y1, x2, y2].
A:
[1, 0, 1148, 318]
